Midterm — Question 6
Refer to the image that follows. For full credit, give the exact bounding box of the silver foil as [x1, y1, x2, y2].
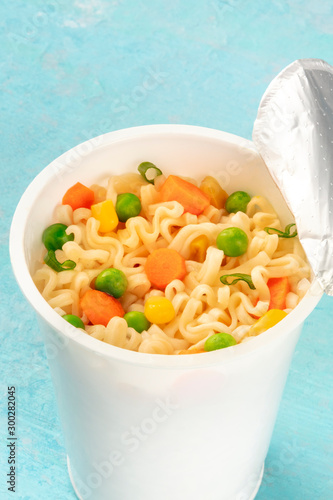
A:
[253, 58, 333, 296]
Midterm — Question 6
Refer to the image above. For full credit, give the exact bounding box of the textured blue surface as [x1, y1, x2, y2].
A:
[1, 1, 333, 499]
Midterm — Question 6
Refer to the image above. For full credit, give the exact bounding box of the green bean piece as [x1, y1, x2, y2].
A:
[138, 162, 162, 184]
[220, 273, 256, 290]
[264, 223, 297, 238]
[44, 250, 76, 272]
[42, 223, 74, 251]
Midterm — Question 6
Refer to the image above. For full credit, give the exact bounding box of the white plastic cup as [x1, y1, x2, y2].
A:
[10, 125, 322, 500]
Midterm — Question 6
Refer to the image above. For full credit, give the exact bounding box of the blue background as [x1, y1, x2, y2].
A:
[1, 1, 333, 499]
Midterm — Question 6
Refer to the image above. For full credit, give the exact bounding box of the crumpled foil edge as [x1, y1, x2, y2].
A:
[253, 58, 333, 296]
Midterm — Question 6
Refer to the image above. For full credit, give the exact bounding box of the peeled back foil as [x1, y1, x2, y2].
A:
[253, 58, 333, 296]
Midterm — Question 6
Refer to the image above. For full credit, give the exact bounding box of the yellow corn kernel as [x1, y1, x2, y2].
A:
[189, 235, 209, 263]
[200, 176, 228, 209]
[248, 309, 287, 337]
[144, 297, 175, 324]
[91, 200, 119, 233]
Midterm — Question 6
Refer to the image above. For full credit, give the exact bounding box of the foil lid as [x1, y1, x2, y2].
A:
[253, 58, 333, 296]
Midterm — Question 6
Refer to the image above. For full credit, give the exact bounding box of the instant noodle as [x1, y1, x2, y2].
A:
[33, 166, 311, 355]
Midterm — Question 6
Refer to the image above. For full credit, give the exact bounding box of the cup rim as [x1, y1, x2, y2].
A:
[9, 124, 323, 369]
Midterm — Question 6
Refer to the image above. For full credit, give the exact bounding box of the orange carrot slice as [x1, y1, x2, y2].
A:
[267, 277, 290, 310]
[159, 175, 210, 215]
[178, 348, 205, 355]
[62, 182, 95, 211]
[144, 248, 187, 290]
[80, 289, 124, 327]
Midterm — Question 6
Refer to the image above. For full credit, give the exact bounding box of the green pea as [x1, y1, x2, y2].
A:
[42, 223, 74, 251]
[116, 193, 142, 222]
[216, 227, 248, 257]
[225, 191, 251, 214]
[95, 268, 128, 298]
[204, 332, 237, 351]
[63, 314, 85, 329]
[124, 311, 150, 333]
